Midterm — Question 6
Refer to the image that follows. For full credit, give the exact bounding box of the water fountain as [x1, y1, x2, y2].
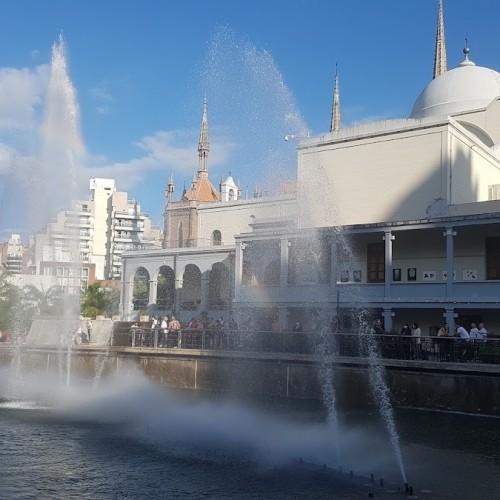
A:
[0, 28, 412, 498]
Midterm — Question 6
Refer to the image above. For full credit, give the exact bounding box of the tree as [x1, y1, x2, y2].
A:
[0, 273, 23, 332]
[81, 282, 120, 318]
[22, 284, 67, 317]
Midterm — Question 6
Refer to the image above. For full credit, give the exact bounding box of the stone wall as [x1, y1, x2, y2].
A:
[2, 346, 499, 416]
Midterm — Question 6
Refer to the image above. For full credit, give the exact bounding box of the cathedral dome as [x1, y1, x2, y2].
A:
[410, 59, 500, 119]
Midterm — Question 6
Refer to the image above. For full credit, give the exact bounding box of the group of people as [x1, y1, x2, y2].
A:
[73, 319, 92, 345]
[131, 315, 239, 348]
[436, 321, 488, 342]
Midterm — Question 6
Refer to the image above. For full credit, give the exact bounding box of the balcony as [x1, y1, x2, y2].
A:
[236, 280, 500, 308]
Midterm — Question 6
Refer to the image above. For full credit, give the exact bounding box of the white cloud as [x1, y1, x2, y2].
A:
[90, 82, 113, 114]
[0, 64, 49, 129]
[90, 84, 113, 102]
[85, 128, 237, 190]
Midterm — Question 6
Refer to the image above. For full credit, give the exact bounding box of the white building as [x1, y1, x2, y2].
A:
[29, 178, 162, 285]
[121, 1, 500, 335]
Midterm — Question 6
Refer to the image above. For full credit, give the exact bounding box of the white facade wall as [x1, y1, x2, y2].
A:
[91, 181, 115, 279]
[298, 124, 448, 228]
[298, 119, 500, 229]
[449, 124, 500, 205]
[196, 197, 297, 246]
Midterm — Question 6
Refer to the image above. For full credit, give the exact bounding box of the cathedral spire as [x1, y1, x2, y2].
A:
[433, 0, 447, 79]
[330, 63, 340, 132]
[167, 171, 175, 203]
[198, 94, 209, 178]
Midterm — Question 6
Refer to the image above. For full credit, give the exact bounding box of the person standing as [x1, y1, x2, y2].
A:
[478, 322, 488, 341]
[168, 315, 181, 347]
[456, 322, 470, 341]
[85, 320, 92, 343]
[160, 316, 169, 347]
[456, 321, 471, 361]
[469, 323, 480, 341]
[411, 322, 421, 359]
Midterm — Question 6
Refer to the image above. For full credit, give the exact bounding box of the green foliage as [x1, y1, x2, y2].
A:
[0, 274, 23, 331]
[81, 282, 120, 319]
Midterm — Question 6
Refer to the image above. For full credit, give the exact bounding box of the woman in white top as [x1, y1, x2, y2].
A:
[411, 322, 421, 344]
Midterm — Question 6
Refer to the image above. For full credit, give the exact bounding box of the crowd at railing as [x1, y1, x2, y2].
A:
[110, 323, 500, 365]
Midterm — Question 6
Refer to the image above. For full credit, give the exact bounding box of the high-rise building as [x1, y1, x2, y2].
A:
[29, 178, 162, 283]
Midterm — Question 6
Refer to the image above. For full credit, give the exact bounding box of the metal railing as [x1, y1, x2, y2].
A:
[110, 326, 500, 365]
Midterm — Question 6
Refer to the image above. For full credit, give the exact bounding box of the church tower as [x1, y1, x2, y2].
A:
[163, 96, 221, 249]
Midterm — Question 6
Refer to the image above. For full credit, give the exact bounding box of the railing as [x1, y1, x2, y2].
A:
[110, 326, 500, 365]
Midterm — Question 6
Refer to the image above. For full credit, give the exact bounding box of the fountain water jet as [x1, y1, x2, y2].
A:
[5, 34, 86, 397]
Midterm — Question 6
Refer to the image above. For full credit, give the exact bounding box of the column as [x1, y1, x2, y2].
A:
[443, 227, 456, 298]
[383, 307, 394, 333]
[148, 278, 157, 307]
[200, 271, 208, 313]
[234, 242, 244, 301]
[328, 235, 338, 308]
[174, 257, 183, 314]
[383, 230, 394, 299]
[278, 307, 288, 331]
[122, 281, 134, 320]
[444, 308, 456, 334]
[280, 237, 289, 289]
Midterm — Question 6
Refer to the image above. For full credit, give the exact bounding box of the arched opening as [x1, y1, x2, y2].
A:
[208, 262, 231, 310]
[133, 267, 150, 311]
[156, 265, 175, 311]
[180, 264, 201, 310]
[228, 188, 234, 201]
[212, 230, 222, 246]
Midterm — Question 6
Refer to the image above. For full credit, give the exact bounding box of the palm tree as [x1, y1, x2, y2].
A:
[22, 284, 66, 316]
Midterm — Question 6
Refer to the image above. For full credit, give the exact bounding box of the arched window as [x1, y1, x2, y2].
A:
[212, 230, 222, 246]
[178, 222, 184, 248]
[156, 266, 175, 310]
[228, 188, 234, 201]
[132, 267, 150, 310]
[181, 264, 202, 310]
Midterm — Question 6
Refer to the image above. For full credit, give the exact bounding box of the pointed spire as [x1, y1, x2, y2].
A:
[191, 168, 197, 190]
[167, 171, 175, 203]
[330, 62, 341, 132]
[198, 94, 210, 178]
[433, 0, 447, 79]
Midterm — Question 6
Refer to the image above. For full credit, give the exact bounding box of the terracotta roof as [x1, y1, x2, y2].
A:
[183, 177, 221, 202]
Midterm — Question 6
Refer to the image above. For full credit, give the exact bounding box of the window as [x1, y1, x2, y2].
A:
[486, 237, 500, 280]
[212, 230, 222, 246]
[367, 242, 385, 283]
[228, 189, 234, 201]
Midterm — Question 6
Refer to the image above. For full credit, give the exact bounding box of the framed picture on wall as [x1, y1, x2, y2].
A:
[407, 267, 417, 281]
[353, 270, 362, 282]
[340, 270, 349, 283]
[393, 268, 401, 281]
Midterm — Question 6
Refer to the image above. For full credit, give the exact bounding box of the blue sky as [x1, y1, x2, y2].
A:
[0, 0, 499, 234]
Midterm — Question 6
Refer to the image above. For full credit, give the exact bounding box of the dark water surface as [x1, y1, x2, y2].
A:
[0, 383, 499, 500]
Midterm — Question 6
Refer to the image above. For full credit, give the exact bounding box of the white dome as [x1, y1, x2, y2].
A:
[410, 63, 500, 119]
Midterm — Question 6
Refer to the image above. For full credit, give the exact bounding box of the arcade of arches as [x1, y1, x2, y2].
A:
[131, 260, 233, 315]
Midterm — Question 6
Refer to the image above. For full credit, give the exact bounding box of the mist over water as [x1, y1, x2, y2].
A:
[0, 365, 399, 481]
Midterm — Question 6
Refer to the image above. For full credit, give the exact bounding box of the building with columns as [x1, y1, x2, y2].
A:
[121, 1, 500, 335]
